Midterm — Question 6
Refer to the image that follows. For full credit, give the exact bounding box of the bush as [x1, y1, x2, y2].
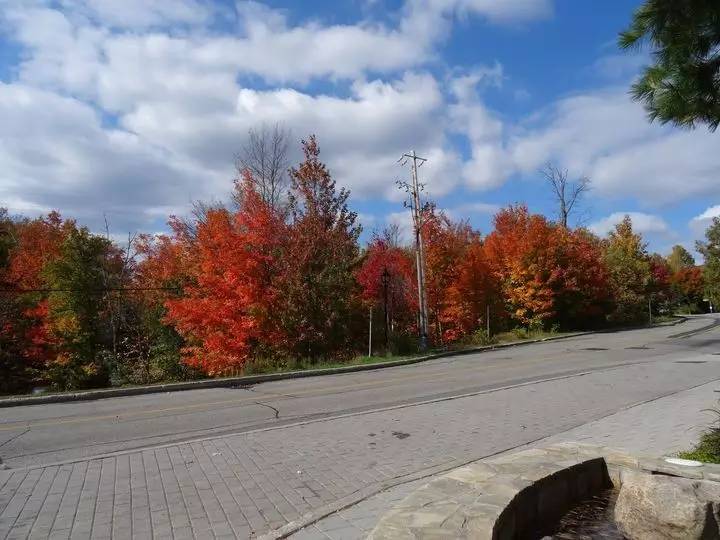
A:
[678, 408, 720, 464]
[528, 317, 545, 334]
[469, 328, 497, 346]
[389, 332, 419, 356]
[512, 327, 529, 340]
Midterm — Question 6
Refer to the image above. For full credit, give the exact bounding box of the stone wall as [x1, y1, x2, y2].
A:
[369, 442, 720, 540]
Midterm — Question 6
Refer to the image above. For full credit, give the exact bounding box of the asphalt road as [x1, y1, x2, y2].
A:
[2, 315, 719, 469]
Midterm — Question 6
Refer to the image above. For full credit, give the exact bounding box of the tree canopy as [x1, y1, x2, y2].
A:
[619, 0, 720, 131]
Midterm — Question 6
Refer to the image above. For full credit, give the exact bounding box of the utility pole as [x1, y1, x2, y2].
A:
[397, 151, 429, 351]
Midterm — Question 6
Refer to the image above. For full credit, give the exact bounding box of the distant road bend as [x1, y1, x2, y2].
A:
[1, 315, 720, 469]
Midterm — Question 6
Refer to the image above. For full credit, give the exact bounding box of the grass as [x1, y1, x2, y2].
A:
[7, 318, 678, 399]
[678, 409, 720, 464]
[240, 352, 419, 376]
[237, 329, 574, 377]
[677, 448, 720, 464]
[652, 314, 681, 324]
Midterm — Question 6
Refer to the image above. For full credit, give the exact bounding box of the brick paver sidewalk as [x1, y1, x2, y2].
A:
[1, 359, 718, 539]
[298, 376, 720, 540]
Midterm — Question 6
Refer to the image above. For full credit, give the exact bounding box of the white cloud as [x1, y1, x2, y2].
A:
[589, 212, 671, 237]
[511, 89, 720, 205]
[386, 210, 415, 245]
[0, 82, 216, 232]
[453, 202, 501, 215]
[7, 0, 720, 246]
[693, 205, 720, 222]
[591, 52, 648, 81]
[447, 68, 513, 190]
[690, 204, 720, 238]
[60, 0, 214, 28]
[4, 0, 513, 233]
[406, 0, 552, 29]
[3, 0, 553, 92]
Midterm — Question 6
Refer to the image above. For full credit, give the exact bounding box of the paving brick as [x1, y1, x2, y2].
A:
[2, 359, 720, 539]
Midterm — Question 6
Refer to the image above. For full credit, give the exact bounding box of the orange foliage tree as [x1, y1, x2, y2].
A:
[671, 266, 705, 309]
[421, 207, 492, 343]
[5, 212, 75, 370]
[161, 172, 287, 374]
[443, 237, 503, 341]
[484, 206, 609, 329]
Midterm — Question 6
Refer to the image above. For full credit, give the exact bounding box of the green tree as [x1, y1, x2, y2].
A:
[697, 217, 720, 308]
[619, 0, 720, 131]
[667, 244, 696, 273]
[604, 216, 652, 324]
[278, 136, 362, 360]
[43, 228, 118, 389]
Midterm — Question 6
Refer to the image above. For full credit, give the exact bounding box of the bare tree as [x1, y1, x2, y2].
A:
[381, 223, 402, 248]
[540, 163, 591, 228]
[170, 199, 226, 243]
[234, 123, 291, 210]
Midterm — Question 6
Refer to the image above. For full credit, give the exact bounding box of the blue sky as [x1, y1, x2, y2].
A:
[0, 0, 718, 258]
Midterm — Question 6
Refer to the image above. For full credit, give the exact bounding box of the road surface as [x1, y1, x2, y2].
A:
[2, 316, 719, 469]
[1, 316, 720, 539]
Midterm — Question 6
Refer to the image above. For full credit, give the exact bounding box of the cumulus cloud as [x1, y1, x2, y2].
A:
[447, 68, 513, 190]
[589, 212, 671, 237]
[693, 205, 720, 222]
[3, 0, 502, 233]
[452, 202, 501, 215]
[61, 0, 214, 28]
[3, 0, 719, 245]
[386, 210, 415, 245]
[690, 205, 720, 237]
[0, 82, 215, 232]
[510, 89, 720, 205]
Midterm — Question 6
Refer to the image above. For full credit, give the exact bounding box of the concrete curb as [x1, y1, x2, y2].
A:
[0, 317, 688, 408]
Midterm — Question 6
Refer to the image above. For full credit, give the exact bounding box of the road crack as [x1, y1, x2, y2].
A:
[255, 401, 280, 419]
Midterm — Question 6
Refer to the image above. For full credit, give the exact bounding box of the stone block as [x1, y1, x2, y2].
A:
[615, 468, 720, 539]
[638, 457, 705, 479]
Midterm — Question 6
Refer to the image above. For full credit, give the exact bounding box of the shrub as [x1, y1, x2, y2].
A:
[469, 328, 497, 346]
[512, 327, 529, 340]
[390, 332, 419, 356]
[678, 407, 720, 464]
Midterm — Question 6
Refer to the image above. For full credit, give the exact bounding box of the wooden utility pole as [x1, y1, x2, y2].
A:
[398, 151, 429, 351]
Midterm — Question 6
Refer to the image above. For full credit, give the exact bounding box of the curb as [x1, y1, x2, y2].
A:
[0, 317, 688, 408]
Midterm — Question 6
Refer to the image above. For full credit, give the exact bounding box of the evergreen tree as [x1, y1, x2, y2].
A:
[620, 0, 720, 131]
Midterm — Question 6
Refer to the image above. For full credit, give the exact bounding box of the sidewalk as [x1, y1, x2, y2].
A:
[294, 379, 720, 540]
[0, 359, 717, 540]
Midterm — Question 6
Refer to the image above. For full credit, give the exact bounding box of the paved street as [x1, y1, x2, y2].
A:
[1, 316, 719, 539]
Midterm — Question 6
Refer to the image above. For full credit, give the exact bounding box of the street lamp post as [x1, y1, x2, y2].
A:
[381, 267, 390, 353]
